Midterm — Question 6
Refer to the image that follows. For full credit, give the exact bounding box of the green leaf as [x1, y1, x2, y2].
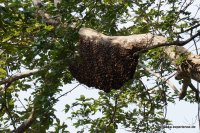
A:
[64, 104, 70, 113]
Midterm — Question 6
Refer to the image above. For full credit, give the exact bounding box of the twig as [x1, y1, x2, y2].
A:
[192, 34, 199, 55]
[176, 23, 200, 34]
[197, 83, 200, 130]
[148, 72, 176, 91]
[138, 63, 180, 94]
[56, 84, 80, 99]
[139, 79, 155, 112]
[16, 96, 27, 110]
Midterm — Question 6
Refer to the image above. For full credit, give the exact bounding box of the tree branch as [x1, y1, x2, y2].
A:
[178, 30, 200, 46]
[176, 23, 200, 34]
[138, 63, 180, 94]
[12, 108, 35, 133]
[0, 69, 39, 85]
[56, 84, 80, 99]
[134, 30, 200, 56]
[79, 28, 200, 56]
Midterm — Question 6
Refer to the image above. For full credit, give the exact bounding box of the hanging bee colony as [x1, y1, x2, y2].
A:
[69, 28, 143, 92]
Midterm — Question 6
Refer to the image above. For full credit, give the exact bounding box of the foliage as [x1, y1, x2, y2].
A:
[0, 0, 199, 132]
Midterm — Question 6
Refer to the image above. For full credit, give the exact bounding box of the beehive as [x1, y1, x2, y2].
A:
[69, 30, 139, 92]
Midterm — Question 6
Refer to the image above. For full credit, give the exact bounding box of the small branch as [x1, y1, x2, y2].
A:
[176, 23, 200, 34]
[139, 79, 155, 112]
[13, 107, 35, 133]
[0, 60, 63, 86]
[134, 31, 200, 56]
[138, 63, 180, 94]
[147, 72, 176, 92]
[0, 69, 39, 85]
[56, 84, 80, 99]
[178, 30, 200, 46]
[16, 96, 27, 110]
[190, 30, 199, 54]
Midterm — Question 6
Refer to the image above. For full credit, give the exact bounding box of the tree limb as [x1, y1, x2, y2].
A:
[0, 69, 39, 85]
[79, 28, 200, 54]
[178, 30, 200, 46]
[12, 108, 35, 133]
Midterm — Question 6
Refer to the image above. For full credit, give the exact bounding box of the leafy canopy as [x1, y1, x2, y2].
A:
[0, 0, 199, 132]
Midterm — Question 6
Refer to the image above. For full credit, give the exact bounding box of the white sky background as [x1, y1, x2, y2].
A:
[12, 1, 200, 133]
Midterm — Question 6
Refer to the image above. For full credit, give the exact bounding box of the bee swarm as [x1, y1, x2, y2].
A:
[69, 29, 139, 92]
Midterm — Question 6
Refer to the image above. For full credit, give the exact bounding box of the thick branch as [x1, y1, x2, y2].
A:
[79, 28, 200, 51]
[0, 69, 39, 85]
[79, 28, 167, 50]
